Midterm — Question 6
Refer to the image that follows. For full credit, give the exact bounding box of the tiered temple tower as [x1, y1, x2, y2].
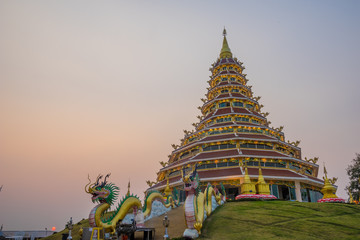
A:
[148, 30, 324, 202]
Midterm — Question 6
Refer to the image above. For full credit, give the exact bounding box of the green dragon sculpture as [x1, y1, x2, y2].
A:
[85, 174, 179, 234]
[182, 165, 226, 238]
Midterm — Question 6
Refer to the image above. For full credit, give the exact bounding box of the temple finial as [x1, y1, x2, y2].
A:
[323, 162, 328, 179]
[220, 28, 232, 59]
[126, 180, 130, 196]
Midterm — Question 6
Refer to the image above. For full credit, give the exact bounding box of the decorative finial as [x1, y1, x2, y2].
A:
[323, 162, 328, 179]
[126, 180, 131, 196]
[258, 159, 262, 170]
[223, 27, 227, 37]
[220, 28, 232, 59]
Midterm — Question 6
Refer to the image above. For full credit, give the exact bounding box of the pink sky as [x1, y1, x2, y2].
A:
[1, 1, 360, 231]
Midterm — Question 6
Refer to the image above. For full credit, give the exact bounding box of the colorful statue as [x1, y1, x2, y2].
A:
[181, 165, 225, 239]
[85, 174, 179, 234]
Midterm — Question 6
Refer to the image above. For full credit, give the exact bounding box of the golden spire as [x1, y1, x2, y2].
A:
[241, 160, 251, 183]
[323, 162, 328, 179]
[240, 160, 256, 194]
[256, 159, 270, 195]
[220, 28, 233, 59]
[257, 159, 265, 184]
[126, 180, 130, 197]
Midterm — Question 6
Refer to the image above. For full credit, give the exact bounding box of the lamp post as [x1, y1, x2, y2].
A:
[162, 215, 170, 240]
[66, 217, 73, 240]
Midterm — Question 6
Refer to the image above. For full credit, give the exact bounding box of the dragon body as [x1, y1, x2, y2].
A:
[85, 174, 179, 234]
[182, 165, 225, 238]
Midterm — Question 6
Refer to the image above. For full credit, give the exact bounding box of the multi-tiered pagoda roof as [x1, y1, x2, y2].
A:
[149, 30, 324, 202]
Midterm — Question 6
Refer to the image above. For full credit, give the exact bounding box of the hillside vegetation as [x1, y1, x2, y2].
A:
[43, 201, 360, 240]
[199, 201, 360, 240]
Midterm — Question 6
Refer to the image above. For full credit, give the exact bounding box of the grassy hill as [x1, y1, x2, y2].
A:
[199, 201, 360, 240]
[44, 201, 360, 240]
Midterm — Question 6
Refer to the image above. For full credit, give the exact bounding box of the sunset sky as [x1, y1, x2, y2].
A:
[1, 1, 359, 231]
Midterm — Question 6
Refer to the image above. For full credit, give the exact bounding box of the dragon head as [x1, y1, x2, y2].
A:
[85, 174, 119, 205]
[181, 164, 200, 193]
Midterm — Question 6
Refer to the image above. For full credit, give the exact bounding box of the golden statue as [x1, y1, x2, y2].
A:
[318, 164, 344, 202]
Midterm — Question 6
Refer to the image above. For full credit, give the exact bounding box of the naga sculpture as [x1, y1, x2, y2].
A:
[85, 174, 179, 234]
[275, 126, 284, 132]
[305, 157, 319, 164]
[182, 165, 225, 238]
[288, 140, 301, 147]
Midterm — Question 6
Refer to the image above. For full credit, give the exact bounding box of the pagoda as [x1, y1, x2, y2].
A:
[148, 29, 324, 202]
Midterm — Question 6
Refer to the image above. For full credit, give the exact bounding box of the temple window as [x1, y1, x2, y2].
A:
[289, 162, 300, 171]
[233, 101, 243, 107]
[248, 143, 256, 148]
[246, 104, 253, 109]
[221, 77, 228, 81]
[168, 170, 180, 177]
[264, 162, 276, 167]
[221, 128, 234, 134]
[274, 162, 287, 168]
[276, 146, 287, 152]
[219, 102, 230, 108]
[208, 130, 220, 135]
[238, 128, 250, 133]
[220, 143, 236, 149]
[198, 164, 206, 169]
[247, 161, 265, 167]
[206, 163, 217, 168]
[251, 129, 263, 133]
[240, 143, 273, 149]
[203, 143, 236, 151]
[231, 89, 240, 93]
[188, 137, 197, 142]
[230, 77, 235, 81]
[179, 151, 190, 159]
[217, 162, 228, 168]
[203, 145, 220, 151]
[198, 163, 217, 169]
[216, 117, 232, 123]
[235, 117, 249, 122]
[191, 148, 199, 154]
[251, 119, 259, 124]
[227, 161, 238, 166]
[229, 66, 233, 70]
[222, 67, 227, 70]
[220, 89, 229, 94]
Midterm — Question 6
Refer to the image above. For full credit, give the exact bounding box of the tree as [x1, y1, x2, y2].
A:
[346, 153, 360, 201]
